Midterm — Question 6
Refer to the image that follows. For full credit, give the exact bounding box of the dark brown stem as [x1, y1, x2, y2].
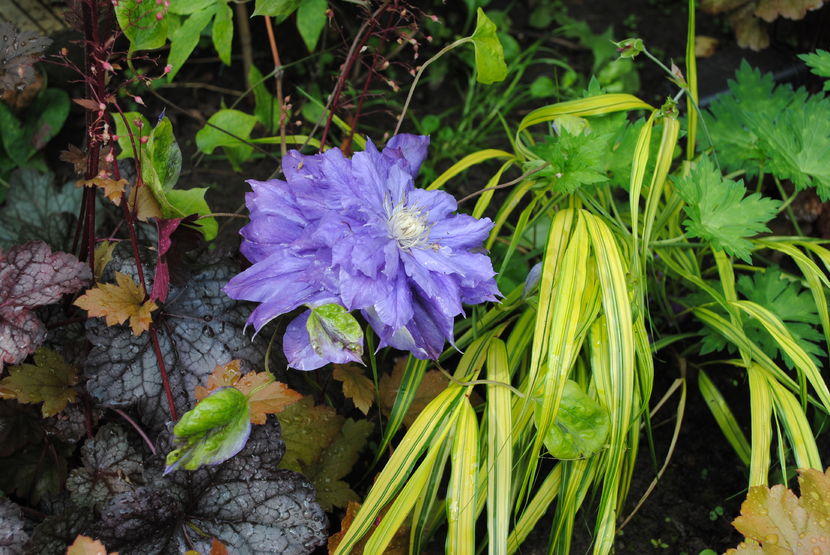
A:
[113, 408, 157, 455]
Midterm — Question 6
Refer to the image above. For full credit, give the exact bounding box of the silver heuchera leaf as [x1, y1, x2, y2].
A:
[0, 496, 28, 554]
[94, 418, 327, 554]
[83, 246, 265, 431]
[66, 423, 144, 509]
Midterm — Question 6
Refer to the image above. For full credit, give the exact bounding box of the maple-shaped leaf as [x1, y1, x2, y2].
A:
[327, 501, 409, 555]
[800, 49, 830, 91]
[83, 247, 266, 431]
[66, 423, 143, 510]
[673, 156, 779, 262]
[528, 127, 611, 194]
[278, 397, 373, 510]
[0, 347, 79, 416]
[77, 177, 128, 205]
[0, 170, 82, 252]
[0, 496, 29, 553]
[726, 466, 830, 553]
[737, 267, 824, 367]
[59, 144, 87, 175]
[195, 360, 302, 425]
[0, 241, 90, 370]
[127, 185, 163, 222]
[75, 272, 157, 336]
[333, 363, 375, 415]
[67, 535, 118, 555]
[89, 421, 327, 554]
[379, 357, 449, 428]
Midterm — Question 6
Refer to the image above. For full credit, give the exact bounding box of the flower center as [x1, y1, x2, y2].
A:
[387, 203, 430, 249]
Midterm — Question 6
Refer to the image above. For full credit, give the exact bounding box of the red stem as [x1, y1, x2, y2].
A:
[149, 325, 177, 420]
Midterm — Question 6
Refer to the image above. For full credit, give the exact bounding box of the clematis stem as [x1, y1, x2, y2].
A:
[393, 37, 471, 136]
[457, 162, 550, 204]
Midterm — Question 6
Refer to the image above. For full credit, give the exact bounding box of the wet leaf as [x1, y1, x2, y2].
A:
[66, 423, 143, 510]
[194, 360, 303, 425]
[0, 347, 79, 417]
[93, 241, 118, 282]
[0, 496, 29, 553]
[0, 21, 51, 92]
[333, 363, 375, 415]
[83, 248, 265, 432]
[66, 535, 117, 555]
[0, 241, 90, 370]
[726, 466, 830, 553]
[165, 386, 251, 473]
[115, 0, 168, 51]
[533, 379, 610, 459]
[278, 397, 372, 510]
[94, 422, 327, 554]
[74, 272, 158, 336]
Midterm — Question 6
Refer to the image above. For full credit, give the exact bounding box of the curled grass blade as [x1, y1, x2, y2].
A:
[487, 338, 512, 554]
[447, 399, 479, 555]
[427, 149, 515, 191]
[698, 369, 751, 465]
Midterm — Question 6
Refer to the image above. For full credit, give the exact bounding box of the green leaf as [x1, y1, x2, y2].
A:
[212, 2, 233, 65]
[164, 188, 217, 240]
[673, 156, 780, 262]
[167, 0, 215, 14]
[166, 8, 215, 81]
[306, 304, 364, 361]
[253, 0, 300, 20]
[470, 8, 508, 84]
[248, 65, 280, 133]
[165, 387, 251, 473]
[528, 127, 612, 194]
[0, 88, 69, 166]
[112, 111, 151, 160]
[195, 109, 258, 170]
[296, 0, 327, 52]
[0, 348, 79, 417]
[533, 380, 610, 459]
[799, 49, 830, 90]
[148, 117, 182, 190]
[115, 0, 168, 51]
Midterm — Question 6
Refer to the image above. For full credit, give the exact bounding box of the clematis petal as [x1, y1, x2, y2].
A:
[430, 214, 494, 250]
[383, 134, 430, 176]
[407, 188, 457, 223]
[283, 311, 329, 371]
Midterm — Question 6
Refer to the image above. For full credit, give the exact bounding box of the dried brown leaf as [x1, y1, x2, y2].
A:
[74, 272, 157, 336]
[77, 177, 127, 204]
[379, 357, 448, 428]
[333, 363, 375, 415]
[66, 534, 117, 555]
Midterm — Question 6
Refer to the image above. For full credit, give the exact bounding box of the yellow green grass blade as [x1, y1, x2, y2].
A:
[551, 458, 599, 553]
[746, 362, 773, 486]
[641, 116, 680, 258]
[473, 160, 515, 219]
[333, 385, 467, 554]
[427, 149, 515, 191]
[447, 399, 479, 555]
[628, 112, 656, 258]
[409, 442, 451, 554]
[582, 211, 636, 555]
[685, 0, 699, 159]
[731, 299, 830, 413]
[485, 177, 537, 250]
[698, 369, 751, 465]
[517, 94, 654, 133]
[365, 435, 451, 554]
[506, 465, 562, 554]
[249, 135, 323, 149]
[487, 338, 512, 554]
[765, 371, 822, 471]
[374, 356, 428, 461]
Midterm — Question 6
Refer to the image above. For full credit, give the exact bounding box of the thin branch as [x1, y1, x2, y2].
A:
[113, 408, 157, 455]
[457, 163, 549, 204]
[264, 15, 288, 157]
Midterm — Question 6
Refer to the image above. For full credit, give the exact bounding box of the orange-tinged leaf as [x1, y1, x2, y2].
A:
[74, 272, 157, 336]
[0, 347, 79, 417]
[77, 177, 128, 204]
[195, 361, 302, 424]
[66, 534, 117, 555]
[93, 241, 117, 282]
[379, 357, 449, 428]
[327, 501, 408, 555]
[333, 363, 375, 415]
[209, 538, 229, 555]
[726, 466, 830, 553]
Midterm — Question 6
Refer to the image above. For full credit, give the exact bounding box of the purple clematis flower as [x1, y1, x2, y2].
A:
[224, 134, 500, 369]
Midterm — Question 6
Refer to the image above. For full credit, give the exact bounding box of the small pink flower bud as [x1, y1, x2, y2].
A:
[140, 136, 149, 144]
[112, 134, 119, 141]
[163, 64, 173, 74]
[133, 95, 145, 106]
[134, 118, 144, 128]
[155, 11, 163, 20]
[101, 61, 114, 72]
